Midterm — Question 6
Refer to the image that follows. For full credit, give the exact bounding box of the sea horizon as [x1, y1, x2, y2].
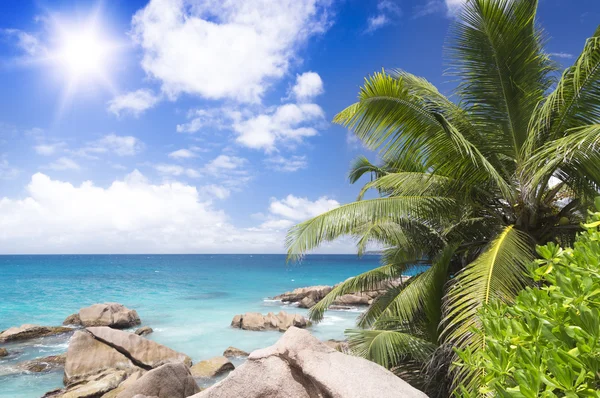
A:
[0, 254, 393, 397]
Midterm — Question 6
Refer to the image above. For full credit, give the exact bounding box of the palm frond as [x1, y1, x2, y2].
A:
[286, 196, 456, 260]
[346, 329, 437, 369]
[308, 260, 415, 323]
[449, 0, 555, 159]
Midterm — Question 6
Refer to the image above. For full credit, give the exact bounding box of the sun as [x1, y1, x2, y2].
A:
[46, 8, 122, 108]
[56, 26, 112, 79]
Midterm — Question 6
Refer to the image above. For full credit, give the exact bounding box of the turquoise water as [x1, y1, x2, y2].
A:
[0, 254, 385, 398]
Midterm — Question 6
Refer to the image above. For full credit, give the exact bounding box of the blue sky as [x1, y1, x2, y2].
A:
[0, 0, 598, 254]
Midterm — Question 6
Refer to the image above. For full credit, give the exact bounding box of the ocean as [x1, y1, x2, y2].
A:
[0, 254, 386, 398]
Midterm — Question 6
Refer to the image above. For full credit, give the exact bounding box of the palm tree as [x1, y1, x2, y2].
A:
[286, 0, 600, 394]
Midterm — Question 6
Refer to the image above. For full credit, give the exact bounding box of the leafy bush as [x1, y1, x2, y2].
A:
[456, 199, 600, 397]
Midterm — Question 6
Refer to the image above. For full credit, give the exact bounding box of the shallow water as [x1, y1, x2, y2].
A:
[0, 254, 391, 398]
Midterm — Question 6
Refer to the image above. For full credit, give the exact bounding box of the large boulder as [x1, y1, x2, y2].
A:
[273, 285, 332, 304]
[222, 347, 249, 358]
[64, 327, 191, 385]
[18, 353, 66, 373]
[0, 324, 72, 343]
[332, 294, 370, 306]
[190, 356, 234, 378]
[65, 330, 138, 385]
[115, 363, 200, 398]
[231, 311, 307, 332]
[191, 327, 427, 398]
[64, 303, 141, 329]
[87, 327, 192, 368]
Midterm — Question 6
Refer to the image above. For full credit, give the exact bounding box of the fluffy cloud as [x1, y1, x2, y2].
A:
[265, 155, 308, 172]
[257, 194, 340, 231]
[107, 89, 160, 117]
[203, 155, 246, 173]
[269, 194, 339, 221]
[232, 103, 325, 151]
[0, 172, 351, 253]
[74, 134, 145, 158]
[168, 149, 197, 159]
[292, 72, 324, 101]
[201, 184, 231, 200]
[131, 0, 332, 102]
[46, 157, 80, 171]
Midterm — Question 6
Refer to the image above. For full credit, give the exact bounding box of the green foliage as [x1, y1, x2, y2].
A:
[285, 0, 600, 394]
[455, 204, 600, 397]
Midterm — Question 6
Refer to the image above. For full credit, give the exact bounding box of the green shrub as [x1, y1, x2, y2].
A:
[455, 199, 600, 397]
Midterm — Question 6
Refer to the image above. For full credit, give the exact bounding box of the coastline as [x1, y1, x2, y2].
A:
[0, 254, 385, 397]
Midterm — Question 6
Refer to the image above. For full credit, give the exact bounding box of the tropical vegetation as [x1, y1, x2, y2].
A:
[285, 0, 600, 395]
[457, 201, 600, 396]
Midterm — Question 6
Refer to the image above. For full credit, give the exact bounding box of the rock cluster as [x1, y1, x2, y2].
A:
[44, 326, 196, 397]
[0, 324, 72, 343]
[273, 277, 409, 309]
[63, 303, 141, 329]
[191, 327, 427, 398]
[230, 311, 308, 332]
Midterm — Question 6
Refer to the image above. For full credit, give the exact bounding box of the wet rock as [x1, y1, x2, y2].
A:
[115, 363, 200, 398]
[0, 348, 8, 357]
[273, 285, 333, 304]
[44, 369, 129, 398]
[191, 327, 427, 398]
[231, 311, 308, 332]
[64, 303, 141, 329]
[135, 327, 153, 337]
[0, 324, 72, 343]
[222, 347, 249, 358]
[190, 356, 234, 378]
[18, 353, 66, 373]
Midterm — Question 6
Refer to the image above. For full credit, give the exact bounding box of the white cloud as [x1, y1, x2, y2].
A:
[550, 52, 574, 59]
[0, 172, 351, 253]
[232, 103, 325, 151]
[204, 155, 246, 173]
[131, 0, 332, 102]
[34, 142, 66, 156]
[366, 14, 389, 33]
[154, 163, 200, 178]
[168, 149, 197, 159]
[292, 72, 324, 101]
[201, 184, 231, 200]
[46, 157, 80, 171]
[366, 0, 401, 32]
[107, 89, 160, 117]
[445, 0, 465, 15]
[257, 194, 340, 232]
[0, 157, 19, 179]
[3, 29, 44, 56]
[74, 134, 145, 158]
[265, 155, 308, 172]
[176, 108, 233, 134]
[269, 194, 339, 221]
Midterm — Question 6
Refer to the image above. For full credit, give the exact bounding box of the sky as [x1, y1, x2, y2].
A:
[0, 0, 598, 254]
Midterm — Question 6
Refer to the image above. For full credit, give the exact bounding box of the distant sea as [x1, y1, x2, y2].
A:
[0, 254, 393, 398]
